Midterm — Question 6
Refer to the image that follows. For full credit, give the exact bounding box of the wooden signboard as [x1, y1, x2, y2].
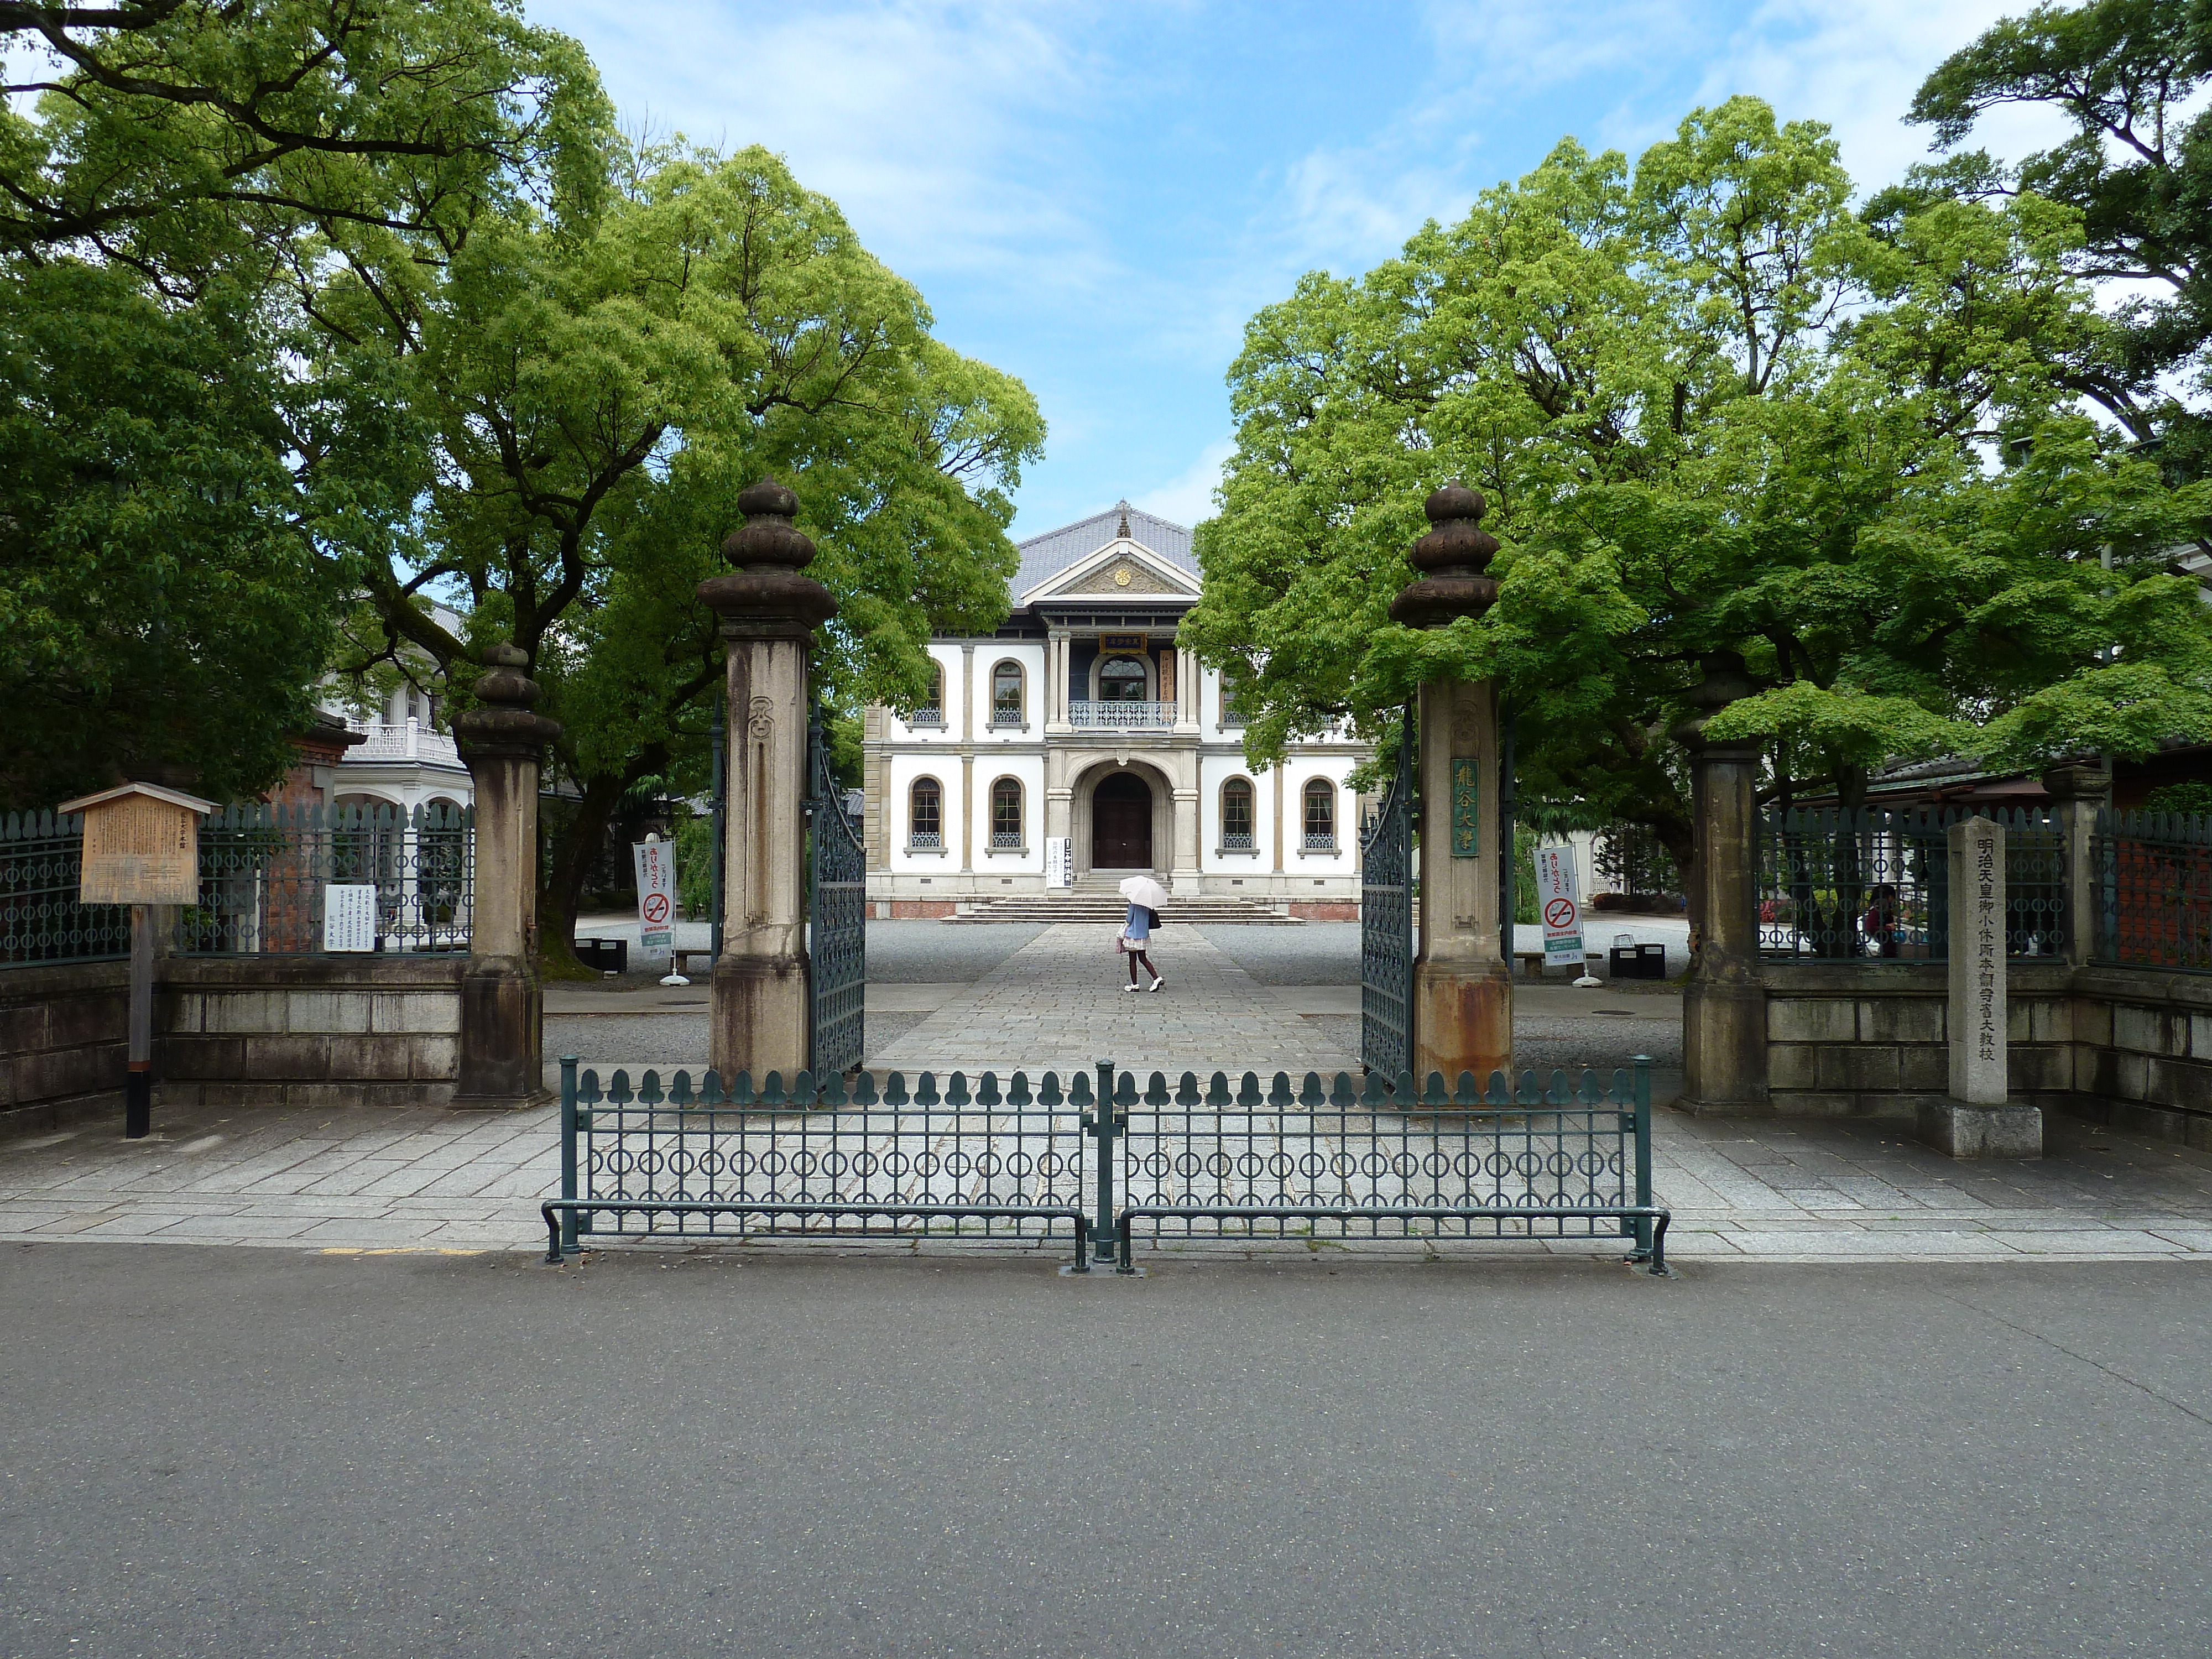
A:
[58, 782, 215, 905]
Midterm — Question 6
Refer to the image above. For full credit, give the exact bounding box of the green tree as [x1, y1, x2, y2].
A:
[0, 0, 611, 802]
[1900, 0, 2212, 475]
[1182, 96, 2212, 895]
[333, 143, 1042, 968]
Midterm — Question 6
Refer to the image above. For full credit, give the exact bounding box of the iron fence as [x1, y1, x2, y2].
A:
[0, 811, 129, 966]
[2091, 809, 2212, 973]
[2, 801, 473, 964]
[1756, 806, 2066, 962]
[182, 801, 472, 954]
[545, 1057, 1667, 1273]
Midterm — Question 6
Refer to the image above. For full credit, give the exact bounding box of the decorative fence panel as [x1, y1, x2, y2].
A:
[2, 801, 473, 964]
[1359, 711, 1415, 1076]
[546, 1058, 1667, 1274]
[1756, 806, 2066, 963]
[2091, 810, 2212, 973]
[0, 811, 130, 966]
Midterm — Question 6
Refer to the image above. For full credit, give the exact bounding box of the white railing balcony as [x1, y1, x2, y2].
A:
[1068, 700, 1176, 728]
[346, 719, 463, 766]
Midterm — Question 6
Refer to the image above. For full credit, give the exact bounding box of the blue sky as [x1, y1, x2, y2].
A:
[529, 0, 2060, 539]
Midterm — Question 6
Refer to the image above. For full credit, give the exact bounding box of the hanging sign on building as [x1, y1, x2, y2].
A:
[1045, 836, 1073, 889]
[1099, 633, 1147, 653]
[633, 840, 675, 953]
[1532, 842, 1584, 967]
[59, 782, 215, 906]
[325, 885, 379, 952]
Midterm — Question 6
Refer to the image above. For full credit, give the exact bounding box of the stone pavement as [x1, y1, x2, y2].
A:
[863, 921, 1358, 1078]
[8, 1086, 2212, 1264]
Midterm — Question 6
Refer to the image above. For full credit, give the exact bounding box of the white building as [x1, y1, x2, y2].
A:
[316, 603, 474, 819]
[863, 502, 1371, 919]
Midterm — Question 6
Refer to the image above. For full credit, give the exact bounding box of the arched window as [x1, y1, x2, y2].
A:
[907, 663, 944, 726]
[1098, 656, 1147, 702]
[1219, 668, 1246, 729]
[1220, 778, 1255, 850]
[992, 661, 1024, 726]
[909, 777, 942, 848]
[1303, 778, 1335, 849]
[990, 777, 1023, 847]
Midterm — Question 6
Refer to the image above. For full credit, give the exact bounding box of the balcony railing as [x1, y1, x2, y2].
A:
[347, 719, 463, 766]
[1070, 700, 1175, 728]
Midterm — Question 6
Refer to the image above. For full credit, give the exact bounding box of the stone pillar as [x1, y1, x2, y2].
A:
[1674, 655, 1770, 1115]
[1047, 632, 1071, 731]
[1921, 817, 2042, 1156]
[451, 644, 561, 1108]
[1389, 486, 1510, 1086]
[1171, 747, 1203, 895]
[697, 480, 838, 1081]
[2043, 763, 2110, 969]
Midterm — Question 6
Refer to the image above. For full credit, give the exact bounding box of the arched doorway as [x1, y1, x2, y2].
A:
[1092, 771, 1154, 869]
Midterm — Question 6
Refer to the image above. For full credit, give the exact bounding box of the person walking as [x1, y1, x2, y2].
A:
[1117, 874, 1169, 993]
[1121, 899, 1163, 992]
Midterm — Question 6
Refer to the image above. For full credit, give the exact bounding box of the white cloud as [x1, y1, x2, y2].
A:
[1134, 437, 1235, 529]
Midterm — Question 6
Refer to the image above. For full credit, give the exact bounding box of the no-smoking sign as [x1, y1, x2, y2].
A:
[633, 841, 676, 952]
[1532, 843, 1585, 968]
[1543, 896, 1577, 930]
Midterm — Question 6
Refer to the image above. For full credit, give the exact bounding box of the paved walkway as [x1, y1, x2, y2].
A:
[8, 1091, 2212, 1264]
[863, 922, 1358, 1077]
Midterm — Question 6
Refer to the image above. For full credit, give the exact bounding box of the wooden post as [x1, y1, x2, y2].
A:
[58, 782, 215, 1139]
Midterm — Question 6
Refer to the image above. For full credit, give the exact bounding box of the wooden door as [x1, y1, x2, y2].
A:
[1092, 774, 1153, 869]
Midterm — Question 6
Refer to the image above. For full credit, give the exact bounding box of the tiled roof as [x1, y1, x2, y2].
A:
[1011, 500, 1196, 598]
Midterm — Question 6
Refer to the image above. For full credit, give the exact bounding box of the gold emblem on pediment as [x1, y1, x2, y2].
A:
[1068, 558, 1176, 596]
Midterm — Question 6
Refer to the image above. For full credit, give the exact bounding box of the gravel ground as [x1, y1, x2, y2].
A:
[863, 921, 1045, 982]
[544, 1012, 707, 1068]
[1195, 922, 1362, 983]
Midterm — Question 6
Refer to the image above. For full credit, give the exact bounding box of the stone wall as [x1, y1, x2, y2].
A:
[0, 962, 130, 1129]
[2067, 967, 2212, 1150]
[1761, 960, 2212, 1142]
[161, 956, 464, 1108]
[0, 954, 464, 1128]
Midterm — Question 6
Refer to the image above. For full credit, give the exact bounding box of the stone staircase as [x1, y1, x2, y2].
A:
[941, 889, 1302, 925]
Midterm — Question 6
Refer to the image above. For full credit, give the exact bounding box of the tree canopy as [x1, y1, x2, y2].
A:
[1181, 93, 2212, 881]
[1898, 0, 2212, 477]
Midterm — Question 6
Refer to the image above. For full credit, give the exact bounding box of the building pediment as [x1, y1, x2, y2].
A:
[1022, 539, 1199, 604]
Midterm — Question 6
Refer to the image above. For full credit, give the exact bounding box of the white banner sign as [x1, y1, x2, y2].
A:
[633, 841, 675, 953]
[1532, 843, 1584, 966]
[325, 884, 379, 952]
[1045, 836, 1072, 889]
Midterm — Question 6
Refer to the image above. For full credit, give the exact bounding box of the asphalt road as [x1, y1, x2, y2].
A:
[6, 1247, 2210, 1658]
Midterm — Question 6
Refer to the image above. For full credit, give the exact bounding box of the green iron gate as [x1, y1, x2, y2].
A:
[1360, 706, 1415, 1076]
[544, 1056, 1667, 1272]
[807, 708, 866, 1077]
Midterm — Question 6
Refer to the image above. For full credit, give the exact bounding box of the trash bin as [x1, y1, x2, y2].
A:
[1608, 940, 1667, 980]
[576, 937, 629, 974]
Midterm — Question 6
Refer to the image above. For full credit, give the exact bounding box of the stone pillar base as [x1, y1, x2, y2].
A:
[711, 954, 809, 1082]
[1918, 1099, 2043, 1159]
[1678, 979, 1770, 1115]
[453, 959, 549, 1109]
[1412, 961, 1512, 1088]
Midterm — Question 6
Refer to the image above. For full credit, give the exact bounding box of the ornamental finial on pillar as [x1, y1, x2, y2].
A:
[1669, 651, 1758, 752]
[1388, 483, 1500, 629]
[698, 477, 839, 637]
[452, 642, 562, 757]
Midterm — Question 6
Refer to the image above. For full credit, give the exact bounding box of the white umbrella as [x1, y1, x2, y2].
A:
[1118, 875, 1171, 912]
